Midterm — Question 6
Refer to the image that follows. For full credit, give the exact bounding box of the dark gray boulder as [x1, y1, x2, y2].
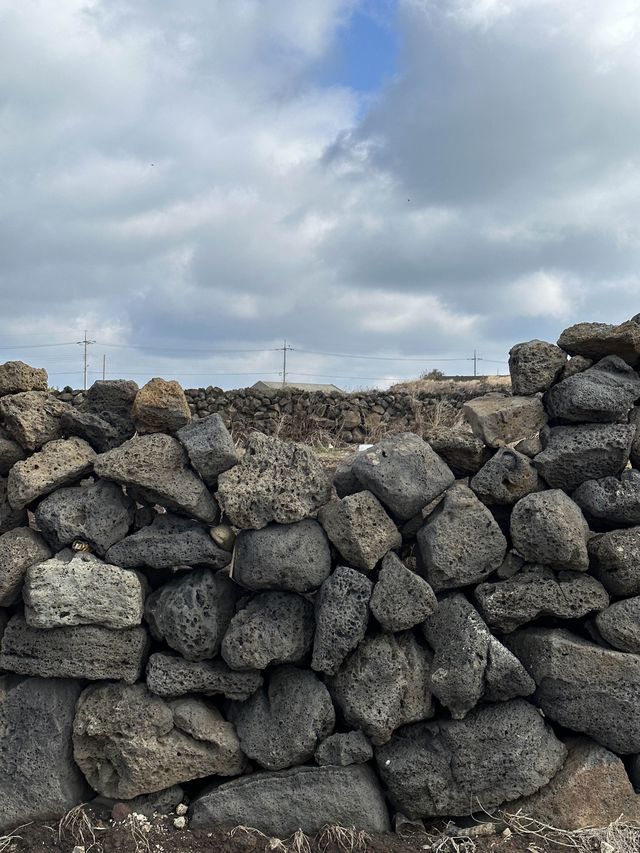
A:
[375, 699, 566, 818]
[475, 566, 609, 632]
[509, 340, 567, 395]
[106, 513, 230, 570]
[71, 379, 138, 449]
[589, 527, 640, 595]
[369, 552, 437, 631]
[416, 484, 507, 591]
[595, 597, 640, 653]
[232, 519, 331, 593]
[0, 676, 88, 832]
[562, 354, 594, 379]
[333, 451, 363, 498]
[190, 764, 390, 835]
[510, 490, 589, 570]
[533, 423, 635, 490]
[506, 627, 640, 754]
[229, 666, 335, 770]
[0, 391, 69, 450]
[145, 569, 236, 661]
[351, 432, 455, 521]
[34, 479, 135, 555]
[572, 470, 640, 527]
[0, 527, 52, 607]
[315, 730, 373, 767]
[470, 447, 544, 505]
[0, 427, 26, 475]
[557, 320, 640, 364]
[221, 592, 314, 671]
[545, 356, 640, 423]
[0, 476, 27, 534]
[176, 413, 239, 486]
[463, 395, 547, 448]
[311, 566, 372, 675]
[60, 408, 126, 453]
[146, 652, 262, 701]
[423, 427, 491, 477]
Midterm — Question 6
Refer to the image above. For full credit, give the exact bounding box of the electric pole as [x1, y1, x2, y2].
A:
[77, 331, 95, 391]
[473, 349, 477, 377]
[279, 339, 293, 388]
[102, 354, 106, 380]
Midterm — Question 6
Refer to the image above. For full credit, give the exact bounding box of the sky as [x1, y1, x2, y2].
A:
[1, 0, 640, 390]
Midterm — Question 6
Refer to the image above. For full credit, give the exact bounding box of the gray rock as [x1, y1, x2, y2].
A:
[145, 569, 236, 661]
[509, 340, 567, 395]
[315, 730, 373, 766]
[95, 434, 217, 523]
[329, 633, 433, 745]
[73, 682, 245, 799]
[573, 470, 640, 527]
[222, 592, 314, 671]
[170, 696, 237, 745]
[216, 433, 331, 529]
[375, 699, 566, 819]
[589, 527, 640, 595]
[545, 356, 640, 423]
[421, 593, 534, 719]
[0, 614, 148, 683]
[230, 666, 335, 770]
[190, 764, 390, 835]
[475, 566, 609, 632]
[595, 597, 640, 653]
[369, 552, 437, 631]
[424, 427, 492, 477]
[510, 490, 589, 570]
[318, 491, 401, 572]
[176, 413, 239, 486]
[395, 632, 435, 726]
[416, 484, 507, 591]
[534, 423, 635, 490]
[631, 755, 640, 791]
[333, 451, 363, 498]
[146, 652, 262, 701]
[514, 433, 543, 457]
[0, 428, 26, 475]
[0, 676, 88, 832]
[470, 447, 544, 505]
[506, 627, 640, 753]
[350, 433, 454, 521]
[631, 406, 640, 468]
[8, 437, 96, 509]
[93, 785, 184, 820]
[0, 361, 48, 396]
[463, 395, 547, 448]
[0, 476, 27, 533]
[79, 379, 137, 447]
[132, 378, 192, 434]
[34, 479, 135, 555]
[23, 550, 145, 629]
[497, 550, 526, 579]
[558, 320, 640, 364]
[106, 513, 230, 570]
[60, 408, 125, 453]
[0, 527, 52, 606]
[233, 519, 331, 593]
[562, 355, 594, 379]
[311, 566, 372, 675]
[0, 391, 70, 450]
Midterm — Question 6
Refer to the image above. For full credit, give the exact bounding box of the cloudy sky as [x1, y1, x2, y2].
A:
[1, 0, 639, 390]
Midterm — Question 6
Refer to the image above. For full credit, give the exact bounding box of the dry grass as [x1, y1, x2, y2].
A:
[497, 809, 640, 851]
[392, 375, 511, 394]
[58, 804, 104, 853]
[317, 825, 371, 852]
[0, 824, 32, 853]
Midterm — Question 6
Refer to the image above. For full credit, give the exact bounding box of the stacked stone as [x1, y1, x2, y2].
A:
[1, 316, 640, 838]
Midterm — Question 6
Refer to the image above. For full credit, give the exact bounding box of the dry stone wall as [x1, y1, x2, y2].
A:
[2, 316, 640, 837]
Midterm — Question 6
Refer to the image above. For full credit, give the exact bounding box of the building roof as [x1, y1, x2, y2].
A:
[252, 380, 344, 394]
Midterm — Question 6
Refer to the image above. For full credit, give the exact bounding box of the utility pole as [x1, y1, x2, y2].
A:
[77, 330, 95, 391]
[279, 339, 293, 388]
[102, 354, 106, 380]
[473, 349, 477, 377]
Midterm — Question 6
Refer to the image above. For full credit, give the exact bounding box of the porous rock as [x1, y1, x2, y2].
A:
[333, 451, 363, 498]
[146, 652, 262, 701]
[514, 433, 543, 457]
[475, 566, 609, 632]
[375, 699, 566, 818]
[416, 484, 507, 590]
[106, 512, 230, 570]
[221, 592, 314, 671]
[0, 676, 88, 832]
[631, 405, 640, 468]
[0, 527, 52, 606]
[0, 614, 148, 683]
[470, 447, 544, 505]
[216, 432, 331, 529]
[424, 427, 491, 477]
[589, 527, 640, 595]
[60, 407, 125, 453]
[562, 354, 593, 379]
[34, 478, 135, 555]
[318, 491, 401, 572]
[190, 764, 390, 835]
[229, 666, 335, 770]
[176, 413, 239, 486]
[0, 391, 70, 450]
[0, 476, 27, 533]
[311, 565, 372, 675]
[94, 433, 217, 523]
[463, 395, 547, 448]
[0, 427, 26, 475]
[545, 356, 640, 423]
[7, 437, 96, 509]
[73, 682, 245, 799]
[509, 340, 567, 395]
[534, 423, 635, 490]
[350, 433, 455, 521]
[145, 568, 236, 661]
[558, 319, 640, 364]
[510, 490, 589, 570]
[0, 361, 48, 396]
[315, 730, 373, 767]
[76, 379, 138, 448]
[573, 470, 640, 527]
[369, 551, 437, 631]
[233, 519, 331, 593]
[132, 377, 192, 434]
[23, 550, 144, 630]
[595, 596, 640, 653]
[506, 627, 640, 753]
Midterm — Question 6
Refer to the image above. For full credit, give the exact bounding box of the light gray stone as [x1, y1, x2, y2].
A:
[171, 696, 237, 746]
[470, 447, 544, 505]
[558, 319, 640, 364]
[0, 391, 70, 450]
[463, 395, 547, 448]
[0, 527, 52, 607]
[311, 566, 372, 675]
[7, 437, 96, 509]
[509, 340, 567, 395]
[146, 652, 262, 701]
[176, 413, 239, 486]
[545, 356, 640, 423]
[318, 491, 401, 572]
[510, 490, 589, 570]
[132, 378, 192, 434]
[572, 470, 640, 527]
[589, 527, 640, 595]
[315, 730, 373, 767]
[0, 361, 48, 396]
[595, 597, 640, 653]
[514, 433, 543, 458]
[369, 552, 437, 631]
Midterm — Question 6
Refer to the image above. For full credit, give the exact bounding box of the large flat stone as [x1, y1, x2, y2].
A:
[0, 391, 70, 450]
[558, 319, 640, 364]
[146, 652, 262, 701]
[8, 437, 96, 508]
[572, 470, 640, 528]
[463, 395, 547, 448]
[545, 356, 640, 423]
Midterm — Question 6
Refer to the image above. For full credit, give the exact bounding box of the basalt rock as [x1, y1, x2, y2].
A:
[0, 361, 48, 396]
[509, 340, 567, 395]
[0, 476, 27, 533]
[146, 652, 262, 701]
[311, 566, 372, 675]
[470, 447, 544, 505]
[463, 395, 547, 448]
[0, 391, 70, 450]
[0, 527, 52, 607]
[0, 427, 26, 475]
[369, 552, 437, 632]
[176, 413, 239, 486]
[510, 490, 589, 571]
[8, 437, 96, 509]
[589, 527, 640, 596]
[423, 427, 491, 477]
[595, 596, 640, 653]
[314, 730, 373, 767]
[572, 470, 640, 527]
[545, 356, 640, 423]
[132, 378, 192, 434]
[558, 319, 640, 364]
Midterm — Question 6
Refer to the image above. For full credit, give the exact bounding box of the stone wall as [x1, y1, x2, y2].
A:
[1, 315, 640, 839]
